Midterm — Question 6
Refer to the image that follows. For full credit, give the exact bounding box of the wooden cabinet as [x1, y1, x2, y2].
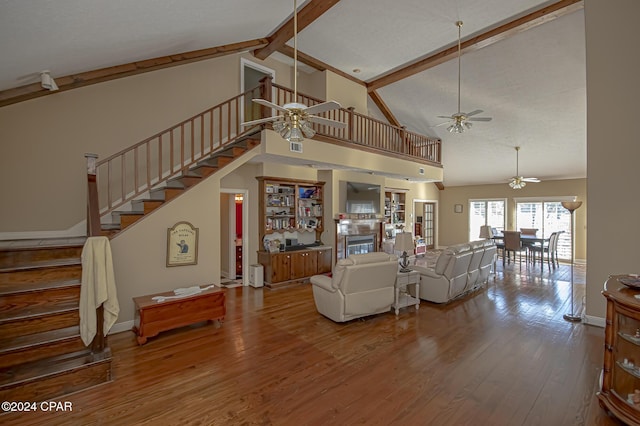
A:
[257, 248, 332, 287]
[291, 251, 317, 280]
[598, 275, 640, 425]
[258, 251, 291, 284]
[316, 248, 332, 274]
[257, 176, 325, 243]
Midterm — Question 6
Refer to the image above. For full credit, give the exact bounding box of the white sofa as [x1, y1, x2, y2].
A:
[310, 252, 398, 322]
[411, 240, 496, 303]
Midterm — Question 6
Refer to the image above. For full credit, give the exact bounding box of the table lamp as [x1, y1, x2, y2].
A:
[479, 225, 494, 240]
[394, 232, 414, 273]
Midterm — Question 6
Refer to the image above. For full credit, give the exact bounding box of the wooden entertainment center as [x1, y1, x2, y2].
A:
[256, 176, 332, 287]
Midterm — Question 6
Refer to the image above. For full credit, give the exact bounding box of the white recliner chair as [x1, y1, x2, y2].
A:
[310, 252, 398, 322]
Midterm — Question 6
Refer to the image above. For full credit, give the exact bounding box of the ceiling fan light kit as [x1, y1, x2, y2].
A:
[508, 146, 540, 189]
[437, 21, 492, 133]
[241, 0, 346, 142]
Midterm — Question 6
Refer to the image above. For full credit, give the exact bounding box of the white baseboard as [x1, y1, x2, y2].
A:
[109, 320, 134, 335]
[583, 315, 605, 328]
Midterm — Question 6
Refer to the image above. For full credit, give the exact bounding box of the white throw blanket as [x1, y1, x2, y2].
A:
[79, 236, 120, 346]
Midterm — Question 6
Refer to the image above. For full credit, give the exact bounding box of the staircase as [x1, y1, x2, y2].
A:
[0, 240, 112, 401]
[101, 135, 260, 236]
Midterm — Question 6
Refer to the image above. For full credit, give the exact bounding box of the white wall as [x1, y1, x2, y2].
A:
[584, 0, 640, 320]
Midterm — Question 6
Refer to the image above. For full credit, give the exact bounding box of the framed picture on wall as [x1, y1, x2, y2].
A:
[454, 204, 463, 214]
[167, 221, 199, 267]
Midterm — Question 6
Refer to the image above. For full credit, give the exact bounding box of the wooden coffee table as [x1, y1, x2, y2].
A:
[132, 286, 226, 345]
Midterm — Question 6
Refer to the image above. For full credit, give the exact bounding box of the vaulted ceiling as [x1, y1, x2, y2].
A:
[0, 0, 586, 187]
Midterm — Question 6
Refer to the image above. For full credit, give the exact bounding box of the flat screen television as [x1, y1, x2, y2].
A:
[345, 182, 381, 214]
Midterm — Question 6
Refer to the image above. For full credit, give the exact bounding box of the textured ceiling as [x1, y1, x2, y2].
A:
[0, 0, 586, 187]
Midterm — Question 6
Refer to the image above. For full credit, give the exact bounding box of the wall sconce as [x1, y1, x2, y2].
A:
[40, 70, 59, 91]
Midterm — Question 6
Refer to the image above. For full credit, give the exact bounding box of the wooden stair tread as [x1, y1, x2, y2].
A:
[0, 348, 111, 388]
[0, 299, 78, 323]
[0, 258, 80, 273]
[0, 325, 80, 354]
[0, 239, 85, 251]
[0, 278, 80, 296]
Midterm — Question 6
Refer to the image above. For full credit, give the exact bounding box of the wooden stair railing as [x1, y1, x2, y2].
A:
[87, 78, 442, 236]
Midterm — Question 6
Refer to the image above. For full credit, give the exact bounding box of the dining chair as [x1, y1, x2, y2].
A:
[502, 231, 526, 268]
[550, 230, 565, 268]
[529, 232, 557, 270]
[519, 228, 538, 260]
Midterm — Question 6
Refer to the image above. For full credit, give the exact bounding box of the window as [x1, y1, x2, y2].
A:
[469, 199, 506, 242]
[514, 198, 575, 260]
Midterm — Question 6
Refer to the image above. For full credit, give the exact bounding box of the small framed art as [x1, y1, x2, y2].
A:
[167, 221, 199, 267]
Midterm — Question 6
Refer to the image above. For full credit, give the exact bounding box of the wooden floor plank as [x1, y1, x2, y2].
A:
[0, 261, 626, 425]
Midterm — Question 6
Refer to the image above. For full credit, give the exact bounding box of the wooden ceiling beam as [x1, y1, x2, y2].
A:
[367, 0, 583, 92]
[0, 38, 268, 108]
[275, 44, 365, 86]
[253, 0, 343, 60]
[369, 90, 401, 127]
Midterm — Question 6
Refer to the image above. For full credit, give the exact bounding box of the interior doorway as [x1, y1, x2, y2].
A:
[220, 188, 249, 286]
[413, 199, 437, 249]
[240, 58, 275, 125]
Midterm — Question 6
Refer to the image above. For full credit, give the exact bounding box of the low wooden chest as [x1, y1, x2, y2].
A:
[132, 286, 226, 345]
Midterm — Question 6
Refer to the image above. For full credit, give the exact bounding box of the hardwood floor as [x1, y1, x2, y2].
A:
[1, 261, 626, 425]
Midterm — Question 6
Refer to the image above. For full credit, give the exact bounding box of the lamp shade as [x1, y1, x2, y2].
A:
[479, 225, 494, 239]
[561, 201, 582, 212]
[394, 232, 414, 253]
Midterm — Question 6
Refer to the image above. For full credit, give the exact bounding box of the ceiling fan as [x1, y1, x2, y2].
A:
[241, 0, 346, 142]
[509, 146, 540, 189]
[436, 21, 492, 133]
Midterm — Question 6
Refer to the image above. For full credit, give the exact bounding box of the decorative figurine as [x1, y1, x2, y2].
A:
[631, 390, 640, 405]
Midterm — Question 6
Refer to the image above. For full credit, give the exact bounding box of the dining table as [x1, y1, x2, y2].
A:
[491, 233, 551, 269]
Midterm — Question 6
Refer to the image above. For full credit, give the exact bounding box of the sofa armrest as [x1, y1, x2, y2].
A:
[413, 267, 440, 279]
[310, 275, 336, 292]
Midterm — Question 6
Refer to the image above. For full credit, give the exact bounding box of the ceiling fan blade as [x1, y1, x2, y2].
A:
[468, 117, 492, 122]
[241, 116, 279, 127]
[252, 98, 290, 114]
[437, 115, 453, 119]
[522, 177, 541, 182]
[433, 121, 452, 127]
[307, 115, 347, 128]
[465, 109, 483, 117]
[303, 100, 341, 115]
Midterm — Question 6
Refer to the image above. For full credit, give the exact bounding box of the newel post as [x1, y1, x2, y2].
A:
[347, 107, 355, 142]
[259, 75, 273, 120]
[401, 126, 407, 154]
[85, 153, 106, 352]
[85, 153, 101, 237]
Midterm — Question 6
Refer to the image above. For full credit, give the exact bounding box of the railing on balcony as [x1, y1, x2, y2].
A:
[89, 76, 441, 222]
[268, 78, 441, 164]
